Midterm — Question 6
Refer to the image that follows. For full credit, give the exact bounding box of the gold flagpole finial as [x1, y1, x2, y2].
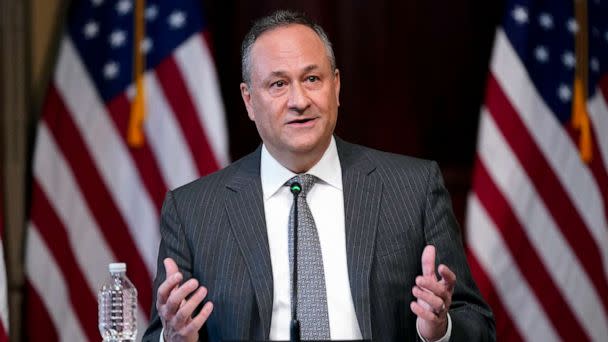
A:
[571, 0, 592, 163]
[128, 0, 146, 148]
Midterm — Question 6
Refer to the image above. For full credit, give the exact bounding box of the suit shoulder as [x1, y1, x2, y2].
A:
[169, 150, 256, 202]
[345, 141, 438, 174]
[340, 141, 445, 202]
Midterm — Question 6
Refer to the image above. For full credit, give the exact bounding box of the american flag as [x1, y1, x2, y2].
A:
[466, 0, 608, 341]
[25, 0, 228, 340]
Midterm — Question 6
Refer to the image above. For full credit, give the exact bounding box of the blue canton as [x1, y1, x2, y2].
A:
[67, 0, 206, 102]
[502, 0, 608, 124]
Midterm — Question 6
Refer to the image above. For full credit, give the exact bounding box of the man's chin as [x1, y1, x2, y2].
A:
[287, 137, 330, 156]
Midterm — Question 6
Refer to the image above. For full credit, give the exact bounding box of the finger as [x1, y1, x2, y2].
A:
[183, 301, 214, 336]
[412, 286, 444, 314]
[421, 245, 437, 280]
[410, 301, 441, 322]
[157, 272, 183, 307]
[173, 287, 208, 324]
[164, 278, 199, 315]
[164, 258, 179, 278]
[438, 264, 457, 291]
[415, 276, 447, 299]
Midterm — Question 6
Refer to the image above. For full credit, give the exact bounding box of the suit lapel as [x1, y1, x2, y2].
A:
[224, 147, 273, 338]
[337, 138, 382, 340]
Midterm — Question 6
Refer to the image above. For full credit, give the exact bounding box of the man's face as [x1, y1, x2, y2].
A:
[240, 24, 340, 165]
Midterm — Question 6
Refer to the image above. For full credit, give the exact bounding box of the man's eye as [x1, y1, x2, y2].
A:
[271, 80, 286, 88]
[306, 76, 319, 82]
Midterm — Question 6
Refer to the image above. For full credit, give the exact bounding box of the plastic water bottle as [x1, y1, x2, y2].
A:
[98, 262, 138, 341]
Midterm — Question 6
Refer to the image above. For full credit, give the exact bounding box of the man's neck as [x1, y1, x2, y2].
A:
[265, 139, 332, 174]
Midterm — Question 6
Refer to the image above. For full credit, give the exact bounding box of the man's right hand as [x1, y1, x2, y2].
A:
[157, 258, 214, 342]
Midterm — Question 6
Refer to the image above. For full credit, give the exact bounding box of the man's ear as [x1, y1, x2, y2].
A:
[240, 82, 255, 121]
[334, 69, 341, 107]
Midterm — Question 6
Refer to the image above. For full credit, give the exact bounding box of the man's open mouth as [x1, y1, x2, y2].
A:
[288, 117, 316, 124]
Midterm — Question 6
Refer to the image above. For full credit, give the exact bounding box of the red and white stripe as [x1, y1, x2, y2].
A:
[25, 31, 228, 341]
[466, 28, 608, 341]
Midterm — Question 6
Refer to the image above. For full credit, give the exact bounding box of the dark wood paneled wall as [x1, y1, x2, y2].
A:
[201, 0, 505, 224]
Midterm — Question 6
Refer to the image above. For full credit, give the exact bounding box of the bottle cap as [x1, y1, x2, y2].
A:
[109, 262, 126, 273]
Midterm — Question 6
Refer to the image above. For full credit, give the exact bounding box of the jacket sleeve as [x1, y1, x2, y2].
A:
[422, 162, 496, 342]
[142, 191, 208, 342]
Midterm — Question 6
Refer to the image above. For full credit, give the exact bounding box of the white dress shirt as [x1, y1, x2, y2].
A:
[261, 137, 362, 340]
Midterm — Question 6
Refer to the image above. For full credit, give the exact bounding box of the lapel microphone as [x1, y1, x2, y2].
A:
[289, 182, 302, 342]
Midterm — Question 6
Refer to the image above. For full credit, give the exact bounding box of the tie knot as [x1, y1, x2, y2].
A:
[286, 174, 317, 196]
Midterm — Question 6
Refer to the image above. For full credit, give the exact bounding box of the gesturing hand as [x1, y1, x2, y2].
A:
[156, 258, 214, 342]
[410, 245, 456, 341]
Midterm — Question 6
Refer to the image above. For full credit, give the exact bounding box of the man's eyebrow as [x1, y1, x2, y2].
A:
[269, 70, 288, 78]
[303, 65, 320, 73]
[268, 65, 320, 78]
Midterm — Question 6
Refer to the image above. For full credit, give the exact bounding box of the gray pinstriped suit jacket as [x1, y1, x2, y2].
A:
[143, 138, 495, 341]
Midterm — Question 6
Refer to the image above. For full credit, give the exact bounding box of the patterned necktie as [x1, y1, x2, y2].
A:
[286, 174, 331, 340]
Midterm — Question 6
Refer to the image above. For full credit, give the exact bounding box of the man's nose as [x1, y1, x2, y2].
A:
[287, 82, 310, 112]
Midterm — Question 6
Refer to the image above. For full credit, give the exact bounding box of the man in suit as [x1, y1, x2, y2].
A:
[143, 10, 495, 342]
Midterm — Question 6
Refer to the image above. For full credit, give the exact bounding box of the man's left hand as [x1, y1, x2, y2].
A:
[410, 245, 456, 341]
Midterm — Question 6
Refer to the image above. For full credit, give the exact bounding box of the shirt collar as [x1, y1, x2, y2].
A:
[261, 137, 343, 200]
